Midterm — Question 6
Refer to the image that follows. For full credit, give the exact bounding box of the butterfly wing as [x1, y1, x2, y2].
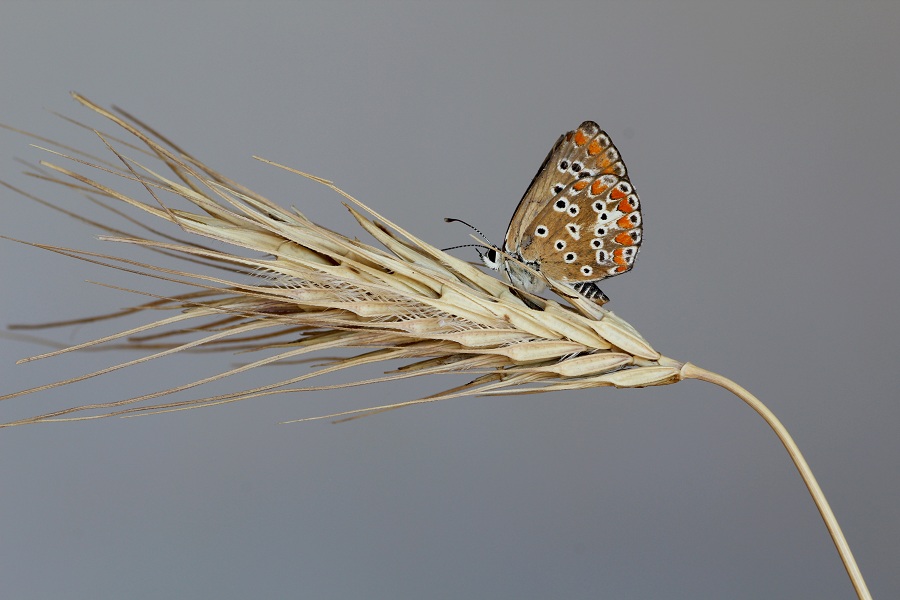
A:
[505, 122, 628, 249]
[502, 131, 567, 253]
[515, 123, 642, 285]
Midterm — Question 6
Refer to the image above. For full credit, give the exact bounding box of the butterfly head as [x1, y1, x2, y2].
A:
[479, 246, 547, 295]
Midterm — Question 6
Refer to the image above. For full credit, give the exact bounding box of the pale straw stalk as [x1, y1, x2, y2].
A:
[0, 94, 871, 599]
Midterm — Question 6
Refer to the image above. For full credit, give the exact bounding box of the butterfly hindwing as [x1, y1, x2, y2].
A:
[520, 170, 641, 282]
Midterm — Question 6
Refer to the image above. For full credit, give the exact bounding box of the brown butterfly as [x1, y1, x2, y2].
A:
[482, 121, 642, 306]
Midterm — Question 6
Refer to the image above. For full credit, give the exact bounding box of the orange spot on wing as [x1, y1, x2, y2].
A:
[617, 215, 636, 229]
[615, 232, 635, 245]
[588, 139, 602, 155]
[601, 164, 621, 175]
[610, 187, 626, 200]
[617, 198, 635, 213]
[574, 129, 588, 146]
[590, 180, 608, 195]
[615, 265, 628, 273]
[573, 180, 588, 191]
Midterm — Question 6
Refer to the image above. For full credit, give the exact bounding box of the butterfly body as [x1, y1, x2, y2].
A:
[484, 121, 642, 306]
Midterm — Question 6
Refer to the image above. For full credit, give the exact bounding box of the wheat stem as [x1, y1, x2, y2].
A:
[680, 363, 871, 600]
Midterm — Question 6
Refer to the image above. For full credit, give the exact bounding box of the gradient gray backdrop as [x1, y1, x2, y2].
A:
[2, 2, 898, 599]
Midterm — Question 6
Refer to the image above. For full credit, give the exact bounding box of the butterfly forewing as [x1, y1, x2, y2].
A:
[509, 122, 641, 286]
[504, 122, 614, 251]
[502, 132, 567, 252]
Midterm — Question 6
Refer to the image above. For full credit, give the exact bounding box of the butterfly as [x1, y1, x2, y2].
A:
[482, 121, 642, 306]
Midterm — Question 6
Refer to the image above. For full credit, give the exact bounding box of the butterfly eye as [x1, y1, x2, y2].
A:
[534, 225, 548, 237]
[590, 238, 603, 249]
[571, 162, 583, 173]
[592, 200, 604, 212]
[564, 252, 577, 263]
[555, 240, 566, 250]
[558, 160, 569, 172]
[581, 266, 593, 276]
[596, 250, 608, 263]
[595, 226, 607, 236]
[599, 212, 609, 221]
[553, 199, 568, 211]
[567, 204, 579, 216]
[553, 184, 565, 195]
[481, 248, 501, 270]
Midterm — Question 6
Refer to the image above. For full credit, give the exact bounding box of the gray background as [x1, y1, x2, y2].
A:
[1, 2, 898, 599]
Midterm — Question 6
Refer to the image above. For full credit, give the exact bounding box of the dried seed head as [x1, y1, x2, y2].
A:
[0, 94, 681, 427]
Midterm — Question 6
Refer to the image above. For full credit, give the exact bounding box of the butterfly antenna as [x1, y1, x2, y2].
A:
[442, 218, 497, 264]
[442, 243, 484, 252]
[443, 217, 494, 246]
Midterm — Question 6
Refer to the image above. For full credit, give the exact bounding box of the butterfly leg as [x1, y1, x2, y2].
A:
[509, 287, 545, 311]
[571, 281, 610, 305]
